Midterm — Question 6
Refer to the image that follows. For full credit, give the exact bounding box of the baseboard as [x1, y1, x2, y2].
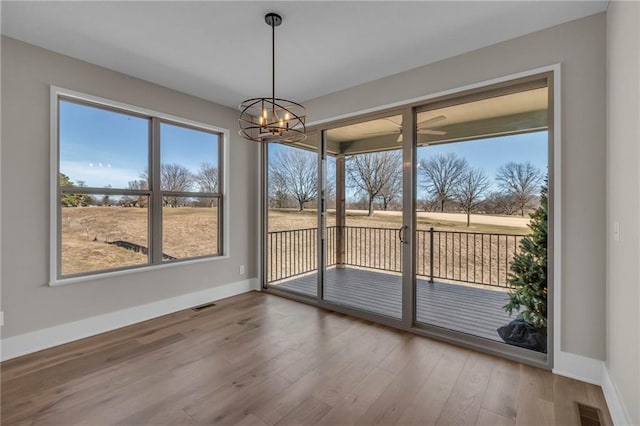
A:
[553, 352, 636, 424]
[1, 278, 259, 362]
[601, 364, 634, 426]
[552, 350, 603, 385]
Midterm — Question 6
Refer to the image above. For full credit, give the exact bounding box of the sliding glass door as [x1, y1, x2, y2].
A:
[265, 134, 320, 297]
[321, 114, 405, 319]
[413, 77, 550, 354]
[263, 73, 552, 364]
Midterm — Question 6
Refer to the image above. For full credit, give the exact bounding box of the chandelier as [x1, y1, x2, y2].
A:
[238, 13, 307, 143]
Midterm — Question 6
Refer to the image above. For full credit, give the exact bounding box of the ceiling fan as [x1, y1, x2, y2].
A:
[365, 115, 447, 142]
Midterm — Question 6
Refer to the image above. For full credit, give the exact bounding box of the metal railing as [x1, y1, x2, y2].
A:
[268, 227, 321, 282]
[267, 225, 526, 288]
[343, 226, 403, 273]
[415, 228, 524, 287]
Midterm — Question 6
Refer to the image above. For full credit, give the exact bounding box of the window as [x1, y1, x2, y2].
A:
[53, 89, 227, 282]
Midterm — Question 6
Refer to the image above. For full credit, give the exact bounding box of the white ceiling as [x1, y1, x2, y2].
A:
[1, 1, 607, 109]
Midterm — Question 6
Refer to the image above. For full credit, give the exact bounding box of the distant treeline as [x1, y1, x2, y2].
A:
[268, 149, 544, 225]
[59, 162, 219, 208]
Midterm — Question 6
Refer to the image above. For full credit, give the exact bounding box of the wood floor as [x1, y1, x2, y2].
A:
[1, 291, 611, 426]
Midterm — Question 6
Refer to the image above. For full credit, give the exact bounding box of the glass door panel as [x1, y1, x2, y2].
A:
[266, 134, 320, 297]
[414, 82, 549, 353]
[322, 115, 404, 319]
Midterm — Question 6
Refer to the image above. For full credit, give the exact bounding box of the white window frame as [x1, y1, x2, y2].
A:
[50, 86, 230, 286]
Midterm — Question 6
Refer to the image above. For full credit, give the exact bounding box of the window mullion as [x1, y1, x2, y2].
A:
[59, 186, 151, 196]
[151, 117, 163, 265]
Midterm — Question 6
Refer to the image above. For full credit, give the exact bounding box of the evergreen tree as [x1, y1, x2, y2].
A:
[504, 179, 547, 330]
[59, 173, 93, 206]
[60, 173, 81, 206]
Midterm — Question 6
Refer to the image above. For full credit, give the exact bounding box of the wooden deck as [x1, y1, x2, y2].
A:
[272, 267, 515, 342]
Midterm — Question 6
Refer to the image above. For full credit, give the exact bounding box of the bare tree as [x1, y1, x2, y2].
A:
[348, 194, 370, 211]
[419, 153, 469, 212]
[122, 179, 148, 207]
[482, 192, 517, 215]
[455, 167, 490, 226]
[127, 179, 148, 191]
[161, 163, 193, 191]
[139, 164, 195, 207]
[269, 148, 317, 211]
[419, 196, 439, 212]
[161, 163, 193, 207]
[325, 157, 337, 209]
[495, 162, 543, 216]
[378, 169, 403, 211]
[268, 168, 291, 208]
[193, 162, 218, 207]
[346, 151, 402, 217]
[194, 162, 219, 193]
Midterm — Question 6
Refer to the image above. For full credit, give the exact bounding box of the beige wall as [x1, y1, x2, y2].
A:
[0, 36, 259, 338]
[305, 14, 607, 360]
[606, 1, 640, 423]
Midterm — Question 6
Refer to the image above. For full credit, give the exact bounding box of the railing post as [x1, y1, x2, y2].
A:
[429, 227, 434, 283]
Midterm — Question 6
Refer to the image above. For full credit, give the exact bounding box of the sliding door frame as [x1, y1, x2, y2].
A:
[401, 107, 417, 329]
[261, 66, 558, 370]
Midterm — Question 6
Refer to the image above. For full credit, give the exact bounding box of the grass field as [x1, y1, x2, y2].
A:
[61, 206, 529, 284]
[268, 208, 531, 234]
[61, 207, 218, 276]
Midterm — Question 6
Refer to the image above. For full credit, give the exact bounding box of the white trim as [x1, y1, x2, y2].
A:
[50, 87, 58, 287]
[552, 350, 603, 385]
[637, 6, 640, 422]
[49, 86, 231, 286]
[1, 278, 259, 362]
[50, 255, 230, 287]
[52, 86, 230, 135]
[550, 63, 563, 376]
[602, 364, 634, 426]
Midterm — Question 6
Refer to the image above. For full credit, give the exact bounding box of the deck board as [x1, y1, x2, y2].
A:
[272, 267, 514, 342]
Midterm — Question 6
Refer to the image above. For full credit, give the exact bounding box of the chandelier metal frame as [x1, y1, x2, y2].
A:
[238, 13, 307, 143]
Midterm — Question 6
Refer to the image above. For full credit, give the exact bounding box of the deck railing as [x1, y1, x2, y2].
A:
[267, 226, 526, 288]
[342, 226, 404, 273]
[415, 228, 524, 287]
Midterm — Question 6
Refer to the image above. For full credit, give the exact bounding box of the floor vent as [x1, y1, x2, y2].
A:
[576, 403, 602, 426]
[192, 302, 216, 312]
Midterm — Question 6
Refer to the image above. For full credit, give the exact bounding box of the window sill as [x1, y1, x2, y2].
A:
[49, 254, 230, 287]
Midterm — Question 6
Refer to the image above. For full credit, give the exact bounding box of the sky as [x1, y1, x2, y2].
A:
[416, 132, 547, 192]
[61, 99, 546, 195]
[59, 100, 219, 189]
